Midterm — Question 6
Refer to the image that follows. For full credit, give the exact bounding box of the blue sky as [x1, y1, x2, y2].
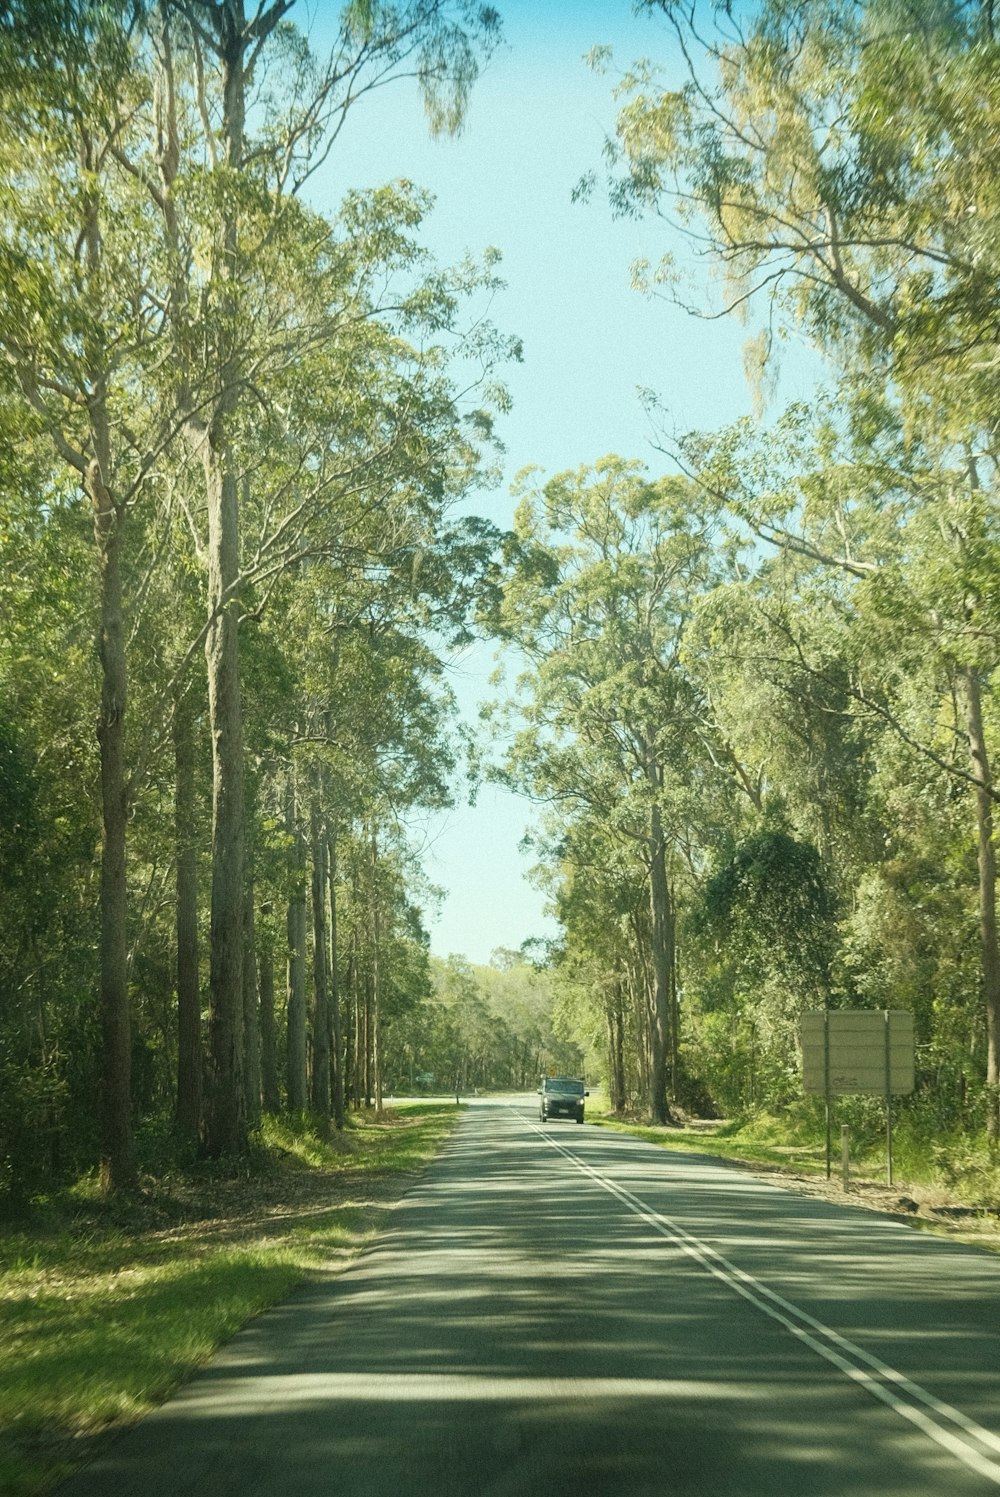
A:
[308, 1, 819, 964]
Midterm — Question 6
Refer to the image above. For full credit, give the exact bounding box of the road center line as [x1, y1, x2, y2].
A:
[527, 1115, 1000, 1487]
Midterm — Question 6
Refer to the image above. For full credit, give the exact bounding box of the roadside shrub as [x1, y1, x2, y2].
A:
[0, 1046, 67, 1203]
[927, 1135, 1000, 1201]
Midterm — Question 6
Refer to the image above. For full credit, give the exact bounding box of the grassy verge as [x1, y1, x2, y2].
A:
[592, 1110, 835, 1173]
[0, 1102, 462, 1497]
[590, 1106, 1000, 1214]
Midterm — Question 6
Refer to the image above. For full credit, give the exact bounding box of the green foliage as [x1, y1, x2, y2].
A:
[592, 1099, 1000, 1208]
[0, 1047, 67, 1204]
[494, 457, 737, 1116]
[572, 1, 1000, 1134]
[0, 0, 516, 1190]
[395, 953, 575, 1093]
[0, 700, 102, 1201]
[700, 830, 835, 997]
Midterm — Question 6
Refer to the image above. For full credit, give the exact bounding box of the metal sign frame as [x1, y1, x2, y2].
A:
[800, 1010, 915, 1184]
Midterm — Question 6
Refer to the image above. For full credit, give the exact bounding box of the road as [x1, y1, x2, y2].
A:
[58, 1098, 1000, 1497]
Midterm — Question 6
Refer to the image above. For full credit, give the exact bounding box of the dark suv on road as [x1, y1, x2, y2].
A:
[538, 1076, 588, 1124]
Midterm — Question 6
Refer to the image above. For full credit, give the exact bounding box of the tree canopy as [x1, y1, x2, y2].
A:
[3, 0, 1000, 1204]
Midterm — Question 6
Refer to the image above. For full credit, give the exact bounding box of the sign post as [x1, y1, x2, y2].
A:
[823, 1009, 831, 1179]
[884, 1010, 893, 1185]
[801, 1010, 915, 1185]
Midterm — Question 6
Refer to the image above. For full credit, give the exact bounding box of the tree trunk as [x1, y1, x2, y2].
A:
[626, 944, 649, 1108]
[364, 960, 373, 1107]
[285, 775, 308, 1112]
[90, 455, 135, 1195]
[310, 800, 331, 1121]
[608, 980, 626, 1113]
[372, 935, 383, 1117]
[174, 690, 201, 1145]
[201, 449, 246, 1154]
[259, 915, 280, 1113]
[243, 865, 261, 1131]
[81, 153, 134, 1195]
[605, 1006, 618, 1111]
[647, 792, 675, 1126]
[345, 936, 358, 1110]
[669, 884, 681, 1089]
[962, 665, 1000, 1139]
[327, 825, 345, 1130]
[371, 833, 383, 1116]
[194, 0, 267, 1156]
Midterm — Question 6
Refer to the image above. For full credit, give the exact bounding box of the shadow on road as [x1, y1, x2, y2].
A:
[56, 1100, 1000, 1497]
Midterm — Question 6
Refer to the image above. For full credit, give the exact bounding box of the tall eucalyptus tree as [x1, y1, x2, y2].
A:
[0, 1, 186, 1192]
[589, 0, 1000, 1132]
[498, 458, 721, 1123]
[141, 0, 505, 1152]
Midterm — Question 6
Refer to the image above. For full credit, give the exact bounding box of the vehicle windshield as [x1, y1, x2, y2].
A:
[544, 1078, 584, 1096]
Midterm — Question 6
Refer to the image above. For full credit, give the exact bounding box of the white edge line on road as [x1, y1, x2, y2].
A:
[527, 1114, 1000, 1488]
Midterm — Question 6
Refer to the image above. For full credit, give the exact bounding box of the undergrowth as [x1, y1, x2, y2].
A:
[593, 1100, 1000, 1204]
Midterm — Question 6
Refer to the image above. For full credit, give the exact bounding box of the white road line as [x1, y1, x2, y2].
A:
[527, 1114, 1000, 1488]
[187, 1373, 759, 1410]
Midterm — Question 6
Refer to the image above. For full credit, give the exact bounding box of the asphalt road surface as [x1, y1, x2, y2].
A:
[57, 1098, 1000, 1497]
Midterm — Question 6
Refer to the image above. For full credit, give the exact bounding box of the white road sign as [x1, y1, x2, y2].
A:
[801, 1010, 915, 1096]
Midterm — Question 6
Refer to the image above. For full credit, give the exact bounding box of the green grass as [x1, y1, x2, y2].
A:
[0, 1103, 462, 1497]
[591, 1106, 1000, 1202]
[591, 1111, 831, 1170]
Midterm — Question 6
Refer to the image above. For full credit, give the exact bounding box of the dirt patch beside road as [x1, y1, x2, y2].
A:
[736, 1156, 1000, 1247]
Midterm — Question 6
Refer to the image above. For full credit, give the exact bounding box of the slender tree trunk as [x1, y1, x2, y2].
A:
[608, 980, 626, 1113]
[373, 967, 383, 1115]
[962, 665, 1000, 1139]
[605, 1006, 618, 1112]
[364, 961, 373, 1107]
[626, 944, 649, 1107]
[668, 885, 680, 1089]
[81, 157, 134, 1195]
[345, 936, 357, 1110]
[371, 835, 383, 1115]
[647, 789, 675, 1126]
[310, 800, 331, 1122]
[372, 939, 383, 1115]
[91, 453, 135, 1195]
[201, 448, 246, 1154]
[174, 690, 201, 1145]
[286, 776, 308, 1113]
[327, 825, 345, 1131]
[259, 913, 280, 1113]
[616, 992, 626, 1111]
[354, 962, 362, 1107]
[194, 1, 273, 1156]
[243, 865, 261, 1131]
